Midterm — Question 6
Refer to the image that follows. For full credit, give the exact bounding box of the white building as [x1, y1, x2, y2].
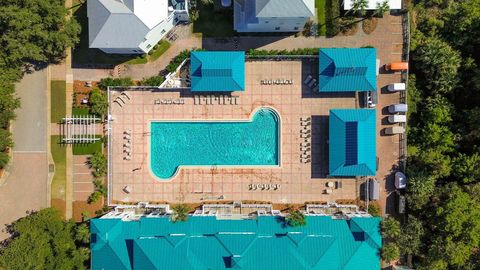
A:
[233, 0, 315, 33]
[88, 0, 189, 54]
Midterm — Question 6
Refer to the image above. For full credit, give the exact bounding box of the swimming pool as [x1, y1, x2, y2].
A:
[150, 107, 280, 179]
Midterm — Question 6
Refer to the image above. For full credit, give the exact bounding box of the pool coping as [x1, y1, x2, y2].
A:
[147, 106, 282, 182]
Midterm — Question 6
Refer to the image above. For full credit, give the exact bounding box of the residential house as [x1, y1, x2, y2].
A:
[87, 0, 189, 54]
[233, 0, 315, 32]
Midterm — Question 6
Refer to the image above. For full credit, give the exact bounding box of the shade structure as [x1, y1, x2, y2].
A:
[190, 51, 245, 92]
[329, 109, 377, 176]
[319, 48, 377, 92]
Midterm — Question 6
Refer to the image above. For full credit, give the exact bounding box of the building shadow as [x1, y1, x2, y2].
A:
[201, 35, 294, 51]
[310, 115, 329, 178]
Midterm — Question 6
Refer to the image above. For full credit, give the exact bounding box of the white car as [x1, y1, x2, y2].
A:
[388, 104, 408, 113]
[387, 83, 406, 92]
[395, 172, 407, 189]
[388, 115, 407, 123]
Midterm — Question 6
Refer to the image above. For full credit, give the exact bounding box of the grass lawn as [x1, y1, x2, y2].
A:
[72, 107, 90, 116]
[73, 136, 103, 155]
[316, 0, 327, 36]
[51, 136, 66, 201]
[193, 2, 234, 37]
[51, 80, 66, 123]
[148, 40, 171, 62]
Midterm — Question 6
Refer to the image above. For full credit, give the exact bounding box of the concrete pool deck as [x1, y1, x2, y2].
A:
[109, 60, 399, 205]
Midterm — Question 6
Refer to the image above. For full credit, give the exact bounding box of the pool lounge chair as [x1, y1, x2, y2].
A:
[121, 92, 131, 100]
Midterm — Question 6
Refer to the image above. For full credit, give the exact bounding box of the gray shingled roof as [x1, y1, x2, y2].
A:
[88, 0, 150, 49]
[255, 0, 314, 18]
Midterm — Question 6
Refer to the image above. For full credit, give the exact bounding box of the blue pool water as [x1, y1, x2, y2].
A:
[150, 108, 280, 179]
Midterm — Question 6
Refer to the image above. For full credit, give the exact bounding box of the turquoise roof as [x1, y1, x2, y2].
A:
[319, 48, 377, 92]
[90, 216, 382, 270]
[190, 51, 245, 92]
[329, 109, 377, 176]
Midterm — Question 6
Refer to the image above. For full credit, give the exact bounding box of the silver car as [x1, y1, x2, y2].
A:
[388, 104, 408, 113]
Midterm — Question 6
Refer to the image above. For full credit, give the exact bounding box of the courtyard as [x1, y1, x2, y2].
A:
[108, 60, 369, 204]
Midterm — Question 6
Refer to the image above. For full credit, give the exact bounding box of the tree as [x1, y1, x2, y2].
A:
[406, 173, 436, 211]
[88, 152, 107, 178]
[373, 0, 390, 17]
[0, 82, 20, 128]
[0, 0, 80, 66]
[367, 202, 381, 217]
[398, 216, 424, 261]
[347, 0, 369, 16]
[139, 75, 165, 86]
[381, 217, 400, 239]
[381, 242, 400, 263]
[171, 204, 190, 222]
[89, 88, 108, 117]
[414, 37, 461, 95]
[286, 209, 306, 227]
[452, 153, 480, 183]
[0, 208, 89, 270]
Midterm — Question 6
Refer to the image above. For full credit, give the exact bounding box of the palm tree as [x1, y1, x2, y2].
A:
[171, 204, 190, 222]
[285, 209, 306, 227]
[381, 217, 401, 239]
[347, 0, 369, 16]
[373, 0, 390, 17]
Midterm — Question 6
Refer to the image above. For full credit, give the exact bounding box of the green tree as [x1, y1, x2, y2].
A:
[381, 242, 400, 263]
[381, 217, 400, 239]
[414, 37, 461, 95]
[0, 208, 89, 270]
[405, 173, 436, 211]
[373, 0, 389, 17]
[139, 75, 165, 86]
[89, 88, 108, 117]
[88, 152, 107, 178]
[171, 204, 190, 222]
[0, 0, 80, 66]
[367, 202, 381, 217]
[0, 82, 20, 128]
[398, 216, 424, 260]
[452, 153, 480, 183]
[286, 209, 306, 227]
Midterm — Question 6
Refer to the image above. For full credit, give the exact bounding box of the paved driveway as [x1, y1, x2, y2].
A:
[0, 70, 49, 241]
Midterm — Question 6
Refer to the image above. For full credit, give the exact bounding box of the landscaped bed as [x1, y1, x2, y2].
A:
[316, 0, 327, 35]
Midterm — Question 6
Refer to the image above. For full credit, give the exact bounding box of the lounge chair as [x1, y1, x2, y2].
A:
[121, 92, 131, 100]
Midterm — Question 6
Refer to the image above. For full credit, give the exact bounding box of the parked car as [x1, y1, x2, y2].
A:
[368, 178, 380, 201]
[387, 83, 406, 92]
[364, 91, 377, 108]
[385, 62, 408, 71]
[388, 115, 407, 124]
[385, 126, 405, 135]
[395, 172, 407, 189]
[388, 104, 408, 113]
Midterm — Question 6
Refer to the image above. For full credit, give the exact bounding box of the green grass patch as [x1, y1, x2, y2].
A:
[73, 136, 103, 155]
[124, 55, 148, 65]
[193, 2, 234, 37]
[51, 80, 66, 123]
[316, 0, 327, 36]
[51, 136, 66, 201]
[148, 40, 171, 62]
[72, 107, 90, 116]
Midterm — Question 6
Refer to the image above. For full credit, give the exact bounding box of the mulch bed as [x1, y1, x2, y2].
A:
[72, 199, 104, 222]
[73, 80, 98, 107]
[51, 199, 66, 219]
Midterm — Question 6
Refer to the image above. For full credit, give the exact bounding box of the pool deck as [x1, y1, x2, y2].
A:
[109, 60, 401, 206]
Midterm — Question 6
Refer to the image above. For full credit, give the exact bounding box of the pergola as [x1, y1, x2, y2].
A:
[62, 115, 100, 144]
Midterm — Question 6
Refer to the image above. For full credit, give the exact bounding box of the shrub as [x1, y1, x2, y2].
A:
[381, 242, 400, 263]
[98, 77, 134, 89]
[368, 202, 382, 217]
[89, 88, 108, 117]
[166, 50, 191, 73]
[139, 75, 165, 86]
[88, 152, 107, 178]
[171, 204, 190, 222]
[286, 209, 306, 227]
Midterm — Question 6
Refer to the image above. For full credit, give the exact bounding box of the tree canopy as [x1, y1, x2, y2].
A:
[0, 208, 89, 270]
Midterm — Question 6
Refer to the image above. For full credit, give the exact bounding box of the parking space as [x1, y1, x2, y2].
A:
[72, 155, 94, 201]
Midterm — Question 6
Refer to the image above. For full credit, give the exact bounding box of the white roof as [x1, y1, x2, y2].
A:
[343, 0, 402, 10]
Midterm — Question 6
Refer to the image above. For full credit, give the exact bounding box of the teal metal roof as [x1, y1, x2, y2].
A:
[190, 51, 245, 92]
[319, 48, 377, 92]
[90, 216, 382, 270]
[329, 109, 377, 176]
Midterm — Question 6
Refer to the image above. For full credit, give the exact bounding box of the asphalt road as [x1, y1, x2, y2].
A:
[0, 69, 49, 241]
